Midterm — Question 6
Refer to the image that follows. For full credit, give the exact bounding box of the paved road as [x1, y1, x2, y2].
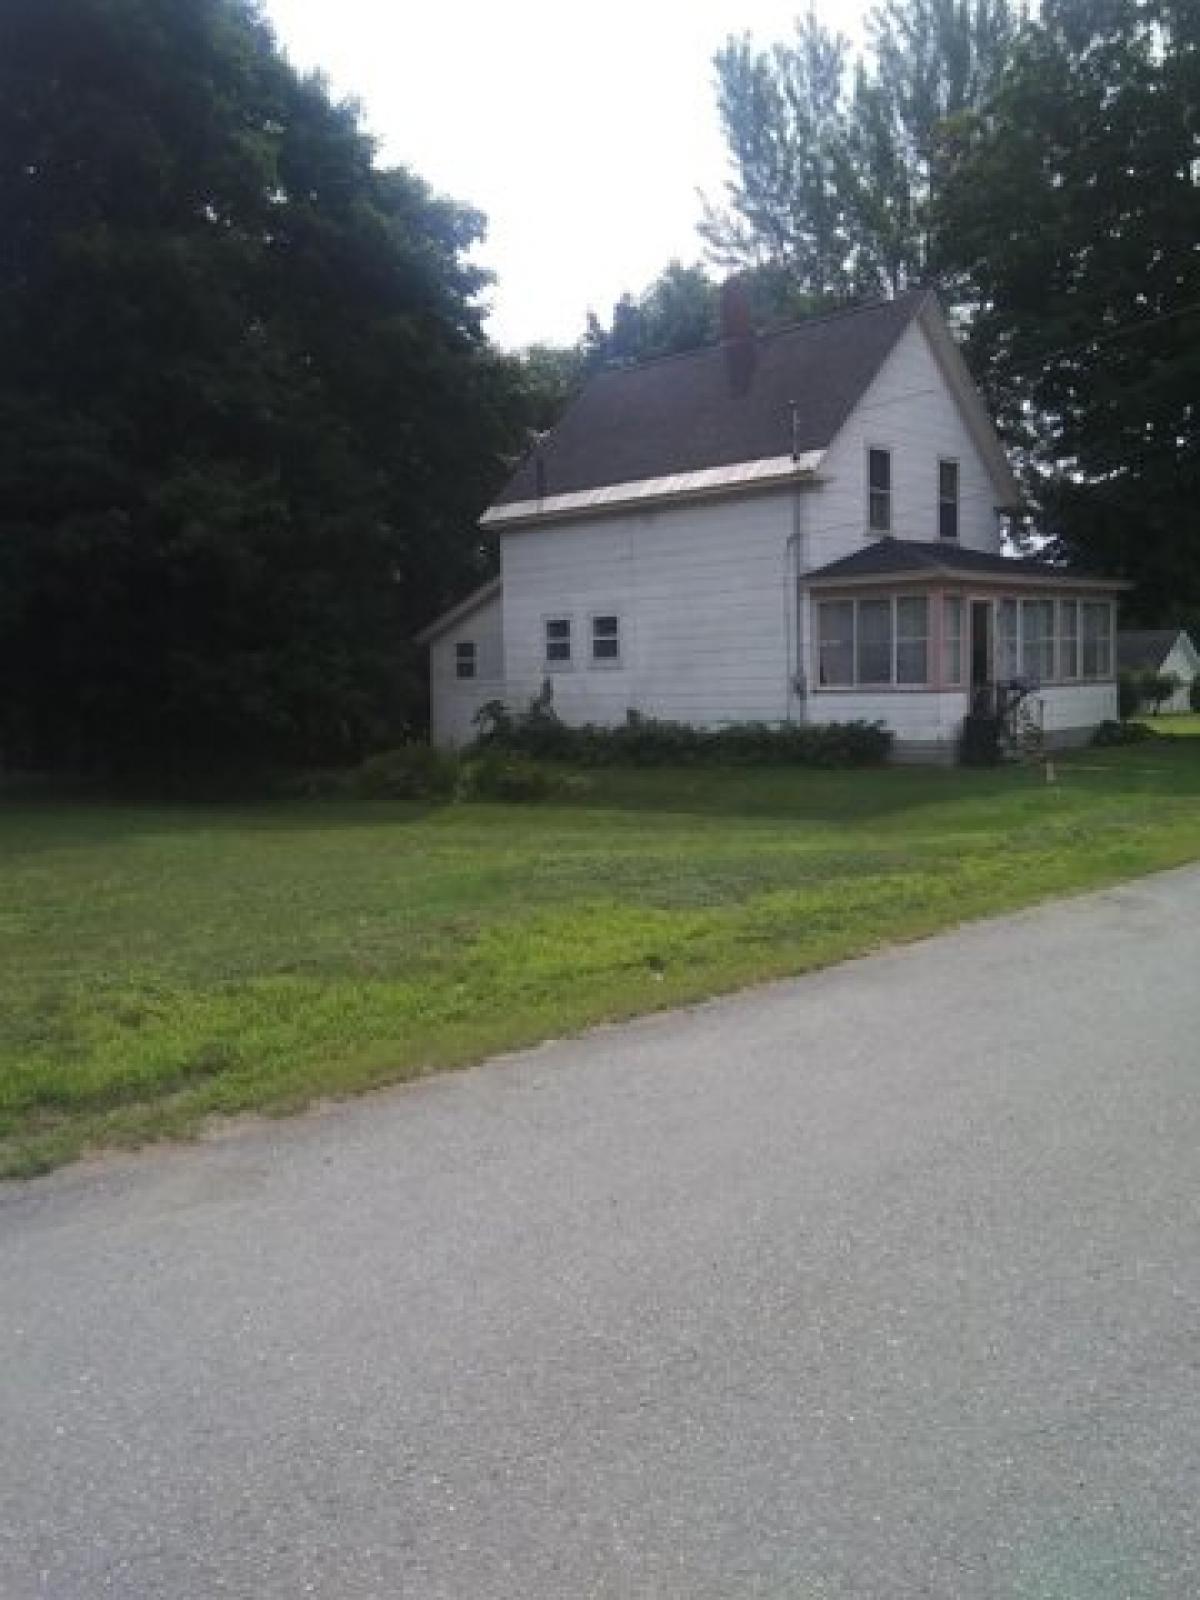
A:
[4, 870, 1200, 1599]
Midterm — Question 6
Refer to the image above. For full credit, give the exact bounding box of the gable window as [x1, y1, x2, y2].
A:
[591, 614, 621, 665]
[455, 641, 477, 680]
[938, 460, 960, 541]
[867, 448, 892, 533]
[1021, 599, 1055, 683]
[544, 616, 572, 667]
[943, 596, 964, 686]
[1081, 601, 1113, 678]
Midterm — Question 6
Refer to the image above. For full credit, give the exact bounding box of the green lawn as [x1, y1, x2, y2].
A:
[4, 733, 1200, 1177]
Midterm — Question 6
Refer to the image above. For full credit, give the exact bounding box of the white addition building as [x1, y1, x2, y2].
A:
[419, 290, 1126, 759]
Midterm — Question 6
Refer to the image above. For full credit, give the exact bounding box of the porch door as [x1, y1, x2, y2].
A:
[970, 600, 992, 691]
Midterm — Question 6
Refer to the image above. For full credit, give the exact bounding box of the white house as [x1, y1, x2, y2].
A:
[419, 290, 1127, 759]
[1117, 629, 1199, 713]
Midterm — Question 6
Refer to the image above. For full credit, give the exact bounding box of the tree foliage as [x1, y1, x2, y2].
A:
[937, 0, 1200, 617]
[702, 1, 1020, 299]
[0, 0, 530, 773]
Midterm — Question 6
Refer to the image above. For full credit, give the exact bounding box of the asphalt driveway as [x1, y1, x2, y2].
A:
[3, 866, 1200, 1598]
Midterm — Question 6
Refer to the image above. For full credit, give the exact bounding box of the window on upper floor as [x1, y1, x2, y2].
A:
[455, 641, 476, 680]
[938, 459, 960, 540]
[591, 614, 620, 665]
[544, 616, 572, 667]
[868, 448, 892, 533]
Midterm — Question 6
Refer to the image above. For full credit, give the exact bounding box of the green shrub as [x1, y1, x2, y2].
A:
[350, 744, 459, 800]
[457, 751, 567, 802]
[473, 693, 893, 769]
[1092, 719, 1157, 747]
[1192, 677, 1200, 713]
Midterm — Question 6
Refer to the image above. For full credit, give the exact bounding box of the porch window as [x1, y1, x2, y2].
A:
[1020, 599, 1055, 684]
[1059, 600, 1079, 679]
[591, 614, 620, 665]
[544, 616, 572, 667]
[455, 641, 477, 680]
[856, 597, 893, 684]
[817, 600, 854, 687]
[816, 595, 931, 689]
[996, 598, 1019, 680]
[938, 460, 959, 540]
[1082, 601, 1113, 677]
[867, 448, 892, 533]
[942, 596, 964, 685]
[896, 596, 929, 685]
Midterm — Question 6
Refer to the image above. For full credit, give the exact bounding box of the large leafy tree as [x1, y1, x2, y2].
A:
[937, 0, 1200, 616]
[702, 1, 1019, 299]
[0, 0, 526, 773]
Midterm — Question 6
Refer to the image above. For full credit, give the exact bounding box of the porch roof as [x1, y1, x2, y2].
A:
[805, 539, 1130, 590]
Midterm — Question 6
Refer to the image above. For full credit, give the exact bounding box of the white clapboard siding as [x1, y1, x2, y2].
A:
[500, 487, 797, 727]
[808, 319, 1003, 570]
[428, 590, 504, 747]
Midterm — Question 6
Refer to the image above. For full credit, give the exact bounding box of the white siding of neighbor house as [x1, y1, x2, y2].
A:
[428, 591, 504, 748]
[1159, 638, 1197, 713]
[500, 487, 798, 727]
[807, 319, 1003, 570]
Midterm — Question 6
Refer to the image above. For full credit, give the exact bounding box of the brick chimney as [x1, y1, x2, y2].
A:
[720, 275, 756, 395]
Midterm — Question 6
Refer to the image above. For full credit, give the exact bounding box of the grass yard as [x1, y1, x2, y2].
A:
[4, 732, 1200, 1177]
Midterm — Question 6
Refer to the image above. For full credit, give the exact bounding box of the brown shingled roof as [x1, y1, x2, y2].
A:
[494, 291, 929, 506]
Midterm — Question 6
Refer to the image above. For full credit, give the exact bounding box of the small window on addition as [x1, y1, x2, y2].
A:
[455, 641, 476, 680]
[591, 614, 620, 665]
[938, 460, 959, 540]
[868, 448, 892, 533]
[544, 617, 572, 666]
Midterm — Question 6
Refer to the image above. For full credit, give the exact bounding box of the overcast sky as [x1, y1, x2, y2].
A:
[263, 1, 868, 349]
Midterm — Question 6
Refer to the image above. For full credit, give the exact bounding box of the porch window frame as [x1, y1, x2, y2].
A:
[942, 594, 965, 686]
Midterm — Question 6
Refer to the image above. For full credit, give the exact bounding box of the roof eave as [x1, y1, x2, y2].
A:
[805, 562, 1133, 591]
[414, 576, 502, 646]
[481, 452, 825, 532]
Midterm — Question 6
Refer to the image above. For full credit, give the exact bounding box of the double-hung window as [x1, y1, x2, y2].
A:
[1081, 601, 1113, 678]
[455, 641, 477, 680]
[938, 460, 959, 540]
[1020, 599, 1055, 684]
[591, 614, 620, 665]
[856, 598, 893, 684]
[942, 596, 964, 686]
[896, 596, 929, 685]
[996, 598, 1019, 681]
[817, 601, 854, 687]
[868, 448, 892, 534]
[544, 616, 572, 667]
[1059, 600, 1079, 679]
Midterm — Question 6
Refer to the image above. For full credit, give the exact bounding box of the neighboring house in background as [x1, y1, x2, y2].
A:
[419, 290, 1127, 759]
[1117, 629, 1200, 713]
